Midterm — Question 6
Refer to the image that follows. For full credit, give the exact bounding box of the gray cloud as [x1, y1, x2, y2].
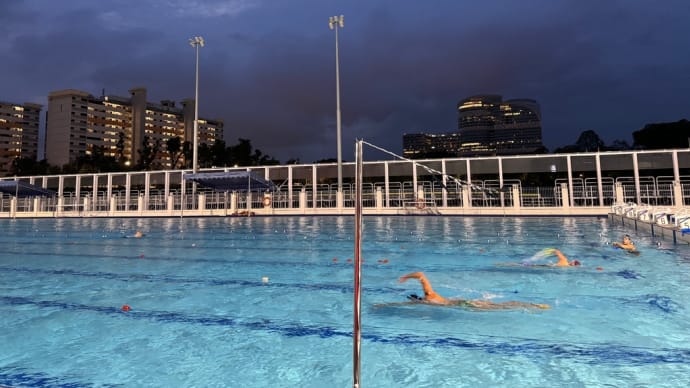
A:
[1, 0, 689, 163]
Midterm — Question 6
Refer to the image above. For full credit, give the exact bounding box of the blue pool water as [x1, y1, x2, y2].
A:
[1, 216, 690, 387]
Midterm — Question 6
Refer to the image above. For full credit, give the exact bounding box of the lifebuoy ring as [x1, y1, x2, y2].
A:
[262, 197, 271, 207]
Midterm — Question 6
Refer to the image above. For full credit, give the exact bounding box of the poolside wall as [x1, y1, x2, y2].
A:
[608, 213, 690, 245]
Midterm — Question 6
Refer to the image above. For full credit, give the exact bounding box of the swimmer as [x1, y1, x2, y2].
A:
[548, 248, 581, 267]
[375, 272, 550, 310]
[497, 248, 581, 267]
[612, 234, 639, 254]
[122, 230, 145, 239]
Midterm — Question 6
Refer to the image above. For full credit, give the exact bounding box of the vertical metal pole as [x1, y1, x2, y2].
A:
[335, 20, 343, 194]
[193, 43, 200, 174]
[596, 153, 604, 206]
[353, 140, 363, 388]
[566, 155, 574, 207]
[633, 152, 641, 205]
[498, 157, 504, 207]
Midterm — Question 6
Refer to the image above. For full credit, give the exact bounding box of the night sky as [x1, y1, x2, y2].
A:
[2, 0, 689, 163]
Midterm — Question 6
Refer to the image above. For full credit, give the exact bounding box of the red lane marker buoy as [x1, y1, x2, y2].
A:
[139, 254, 145, 259]
[346, 258, 352, 263]
[121, 305, 131, 312]
[332, 258, 338, 263]
[596, 267, 603, 271]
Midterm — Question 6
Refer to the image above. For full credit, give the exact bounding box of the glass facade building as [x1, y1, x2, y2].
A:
[457, 95, 544, 156]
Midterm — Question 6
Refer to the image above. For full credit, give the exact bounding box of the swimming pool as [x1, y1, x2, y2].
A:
[1, 216, 689, 387]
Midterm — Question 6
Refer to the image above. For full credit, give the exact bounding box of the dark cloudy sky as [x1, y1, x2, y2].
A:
[2, 0, 689, 163]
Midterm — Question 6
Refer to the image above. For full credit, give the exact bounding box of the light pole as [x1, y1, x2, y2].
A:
[189, 36, 204, 174]
[329, 15, 344, 194]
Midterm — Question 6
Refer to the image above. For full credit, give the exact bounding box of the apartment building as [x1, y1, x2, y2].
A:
[46, 87, 223, 169]
[0, 100, 41, 174]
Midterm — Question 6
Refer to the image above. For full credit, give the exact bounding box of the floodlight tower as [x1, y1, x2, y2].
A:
[189, 36, 205, 174]
[329, 15, 344, 194]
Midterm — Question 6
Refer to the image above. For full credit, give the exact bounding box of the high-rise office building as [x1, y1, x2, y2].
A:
[457, 95, 543, 156]
[402, 132, 461, 158]
[46, 87, 223, 169]
[402, 95, 545, 158]
[0, 100, 41, 175]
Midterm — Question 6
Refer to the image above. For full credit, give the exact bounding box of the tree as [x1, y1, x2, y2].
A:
[608, 139, 631, 151]
[165, 136, 184, 169]
[252, 149, 279, 165]
[554, 130, 605, 153]
[228, 138, 253, 166]
[633, 119, 690, 149]
[138, 136, 161, 170]
[553, 145, 580, 154]
[10, 157, 51, 176]
[182, 141, 193, 168]
[198, 143, 213, 168]
[226, 138, 279, 166]
[116, 132, 127, 166]
[210, 139, 228, 167]
[575, 130, 605, 152]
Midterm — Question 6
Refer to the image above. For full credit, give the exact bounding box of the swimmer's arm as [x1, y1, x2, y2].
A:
[399, 272, 447, 303]
[613, 242, 636, 251]
[552, 249, 569, 266]
[399, 272, 434, 294]
[398, 272, 434, 294]
[399, 272, 425, 283]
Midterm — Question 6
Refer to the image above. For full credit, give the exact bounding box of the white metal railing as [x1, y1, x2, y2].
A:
[0, 176, 688, 217]
[0, 180, 644, 215]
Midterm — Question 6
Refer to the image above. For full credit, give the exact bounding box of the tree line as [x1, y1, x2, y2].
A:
[553, 119, 690, 153]
[9, 119, 690, 176]
[10, 137, 282, 176]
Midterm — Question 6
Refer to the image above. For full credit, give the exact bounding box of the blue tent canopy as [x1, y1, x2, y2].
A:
[183, 171, 275, 192]
[0, 180, 55, 197]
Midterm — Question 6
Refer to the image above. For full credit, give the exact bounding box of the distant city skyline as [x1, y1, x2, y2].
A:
[1, 0, 689, 163]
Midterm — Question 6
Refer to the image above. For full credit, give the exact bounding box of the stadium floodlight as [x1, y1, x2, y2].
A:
[328, 16, 344, 193]
[189, 36, 204, 173]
